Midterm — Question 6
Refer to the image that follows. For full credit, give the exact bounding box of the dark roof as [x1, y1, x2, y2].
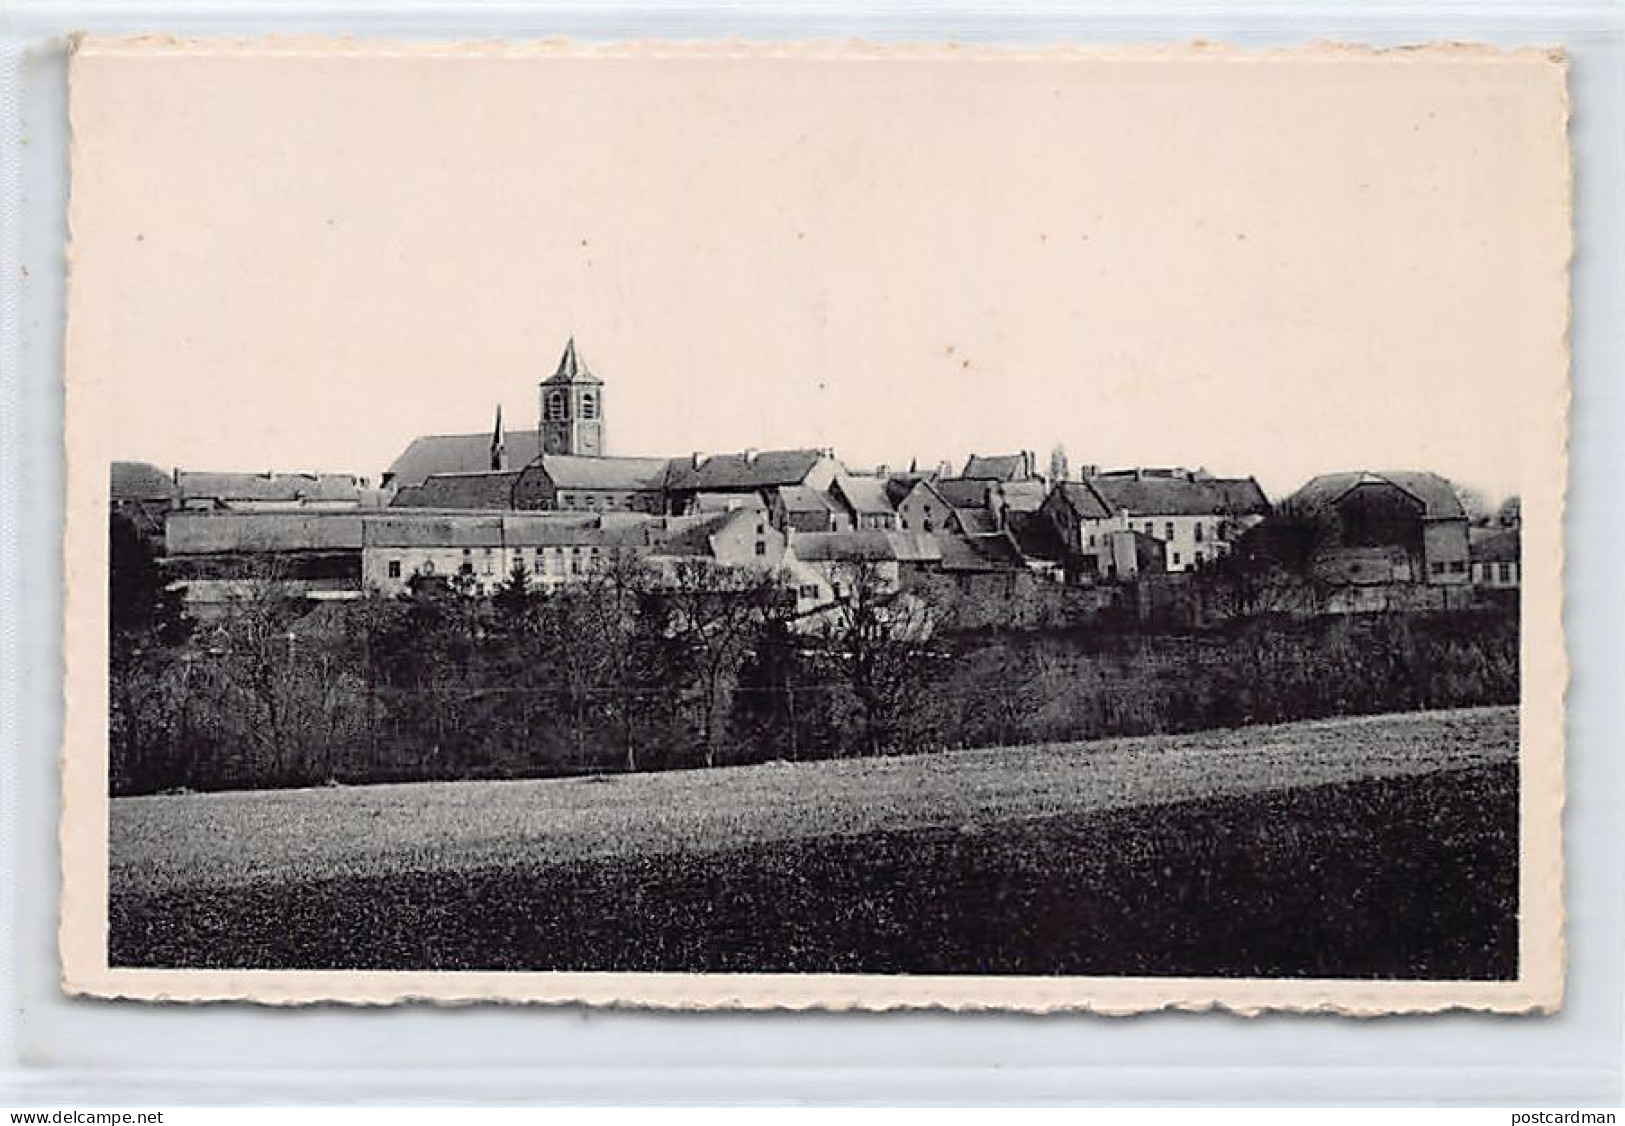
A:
[1049, 481, 1112, 520]
[934, 478, 998, 508]
[1287, 471, 1464, 520]
[1087, 473, 1269, 518]
[391, 471, 518, 510]
[386, 431, 542, 488]
[176, 471, 364, 504]
[111, 461, 177, 502]
[530, 454, 669, 491]
[936, 533, 1026, 573]
[961, 453, 1032, 481]
[951, 509, 999, 535]
[1006, 510, 1070, 562]
[541, 337, 602, 386]
[884, 474, 934, 507]
[666, 449, 830, 492]
[1470, 527, 1520, 563]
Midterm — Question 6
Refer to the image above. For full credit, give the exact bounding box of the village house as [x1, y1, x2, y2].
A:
[509, 454, 671, 514]
[828, 475, 898, 530]
[768, 484, 844, 533]
[1470, 526, 1521, 590]
[1279, 470, 1471, 587]
[164, 510, 367, 616]
[1039, 469, 1269, 580]
[890, 477, 952, 533]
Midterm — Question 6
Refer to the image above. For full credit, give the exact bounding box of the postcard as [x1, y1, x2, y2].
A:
[61, 37, 1568, 1011]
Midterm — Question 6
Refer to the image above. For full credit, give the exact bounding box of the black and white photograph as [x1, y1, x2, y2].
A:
[62, 38, 1568, 1010]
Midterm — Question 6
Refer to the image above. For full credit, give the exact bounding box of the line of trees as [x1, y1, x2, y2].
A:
[108, 514, 1519, 796]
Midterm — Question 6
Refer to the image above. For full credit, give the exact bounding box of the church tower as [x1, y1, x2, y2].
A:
[538, 337, 605, 457]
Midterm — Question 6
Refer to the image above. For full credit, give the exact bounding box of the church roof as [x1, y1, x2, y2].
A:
[541, 337, 602, 386]
[384, 431, 542, 488]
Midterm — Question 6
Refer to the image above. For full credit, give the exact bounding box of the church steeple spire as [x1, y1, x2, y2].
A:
[490, 404, 508, 471]
[539, 337, 606, 457]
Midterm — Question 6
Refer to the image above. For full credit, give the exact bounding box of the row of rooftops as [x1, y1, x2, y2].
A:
[159, 506, 1034, 574]
[117, 456, 1477, 526]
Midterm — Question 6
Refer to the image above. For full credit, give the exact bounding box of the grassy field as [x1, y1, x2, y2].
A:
[109, 707, 1518, 977]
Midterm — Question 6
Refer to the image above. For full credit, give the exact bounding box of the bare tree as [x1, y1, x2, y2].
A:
[818, 558, 942, 757]
[661, 559, 789, 767]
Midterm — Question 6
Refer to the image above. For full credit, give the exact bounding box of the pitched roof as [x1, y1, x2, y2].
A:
[936, 533, 1026, 572]
[391, 471, 518, 510]
[1087, 473, 1270, 518]
[666, 449, 830, 492]
[776, 484, 840, 513]
[167, 511, 365, 554]
[951, 508, 999, 535]
[934, 478, 999, 508]
[362, 513, 506, 548]
[1470, 527, 1520, 563]
[884, 474, 934, 507]
[1049, 481, 1112, 520]
[1287, 471, 1464, 521]
[176, 470, 365, 504]
[833, 475, 895, 516]
[690, 491, 768, 513]
[790, 531, 943, 564]
[385, 430, 542, 488]
[541, 337, 602, 385]
[961, 453, 1032, 481]
[530, 454, 670, 491]
[1000, 479, 1048, 513]
[111, 461, 178, 502]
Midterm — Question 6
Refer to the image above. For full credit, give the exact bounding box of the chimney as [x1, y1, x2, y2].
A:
[744, 448, 759, 466]
[691, 451, 707, 470]
[1079, 464, 1099, 479]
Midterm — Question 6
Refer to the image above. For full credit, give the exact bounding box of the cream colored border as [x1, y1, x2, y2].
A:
[59, 36, 1569, 1013]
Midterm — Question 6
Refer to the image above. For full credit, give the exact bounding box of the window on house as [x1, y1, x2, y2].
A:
[546, 390, 566, 420]
[571, 560, 582, 575]
[799, 584, 819, 600]
[1087, 534, 1096, 547]
[1450, 560, 1466, 573]
[387, 560, 401, 579]
[1499, 563, 1512, 582]
[460, 562, 473, 576]
[924, 518, 935, 532]
[1144, 521, 1154, 535]
[1194, 523, 1204, 543]
[581, 392, 597, 419]
[1431, 561, 1447, 575]
[463, 547, 471, 556]
[755, 542, 767, 556]
[1164, 522, 1175, 539]
[1172, 552, 1182, 565]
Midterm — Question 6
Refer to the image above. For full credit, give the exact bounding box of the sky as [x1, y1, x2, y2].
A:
[69, 42, 1569, 505]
